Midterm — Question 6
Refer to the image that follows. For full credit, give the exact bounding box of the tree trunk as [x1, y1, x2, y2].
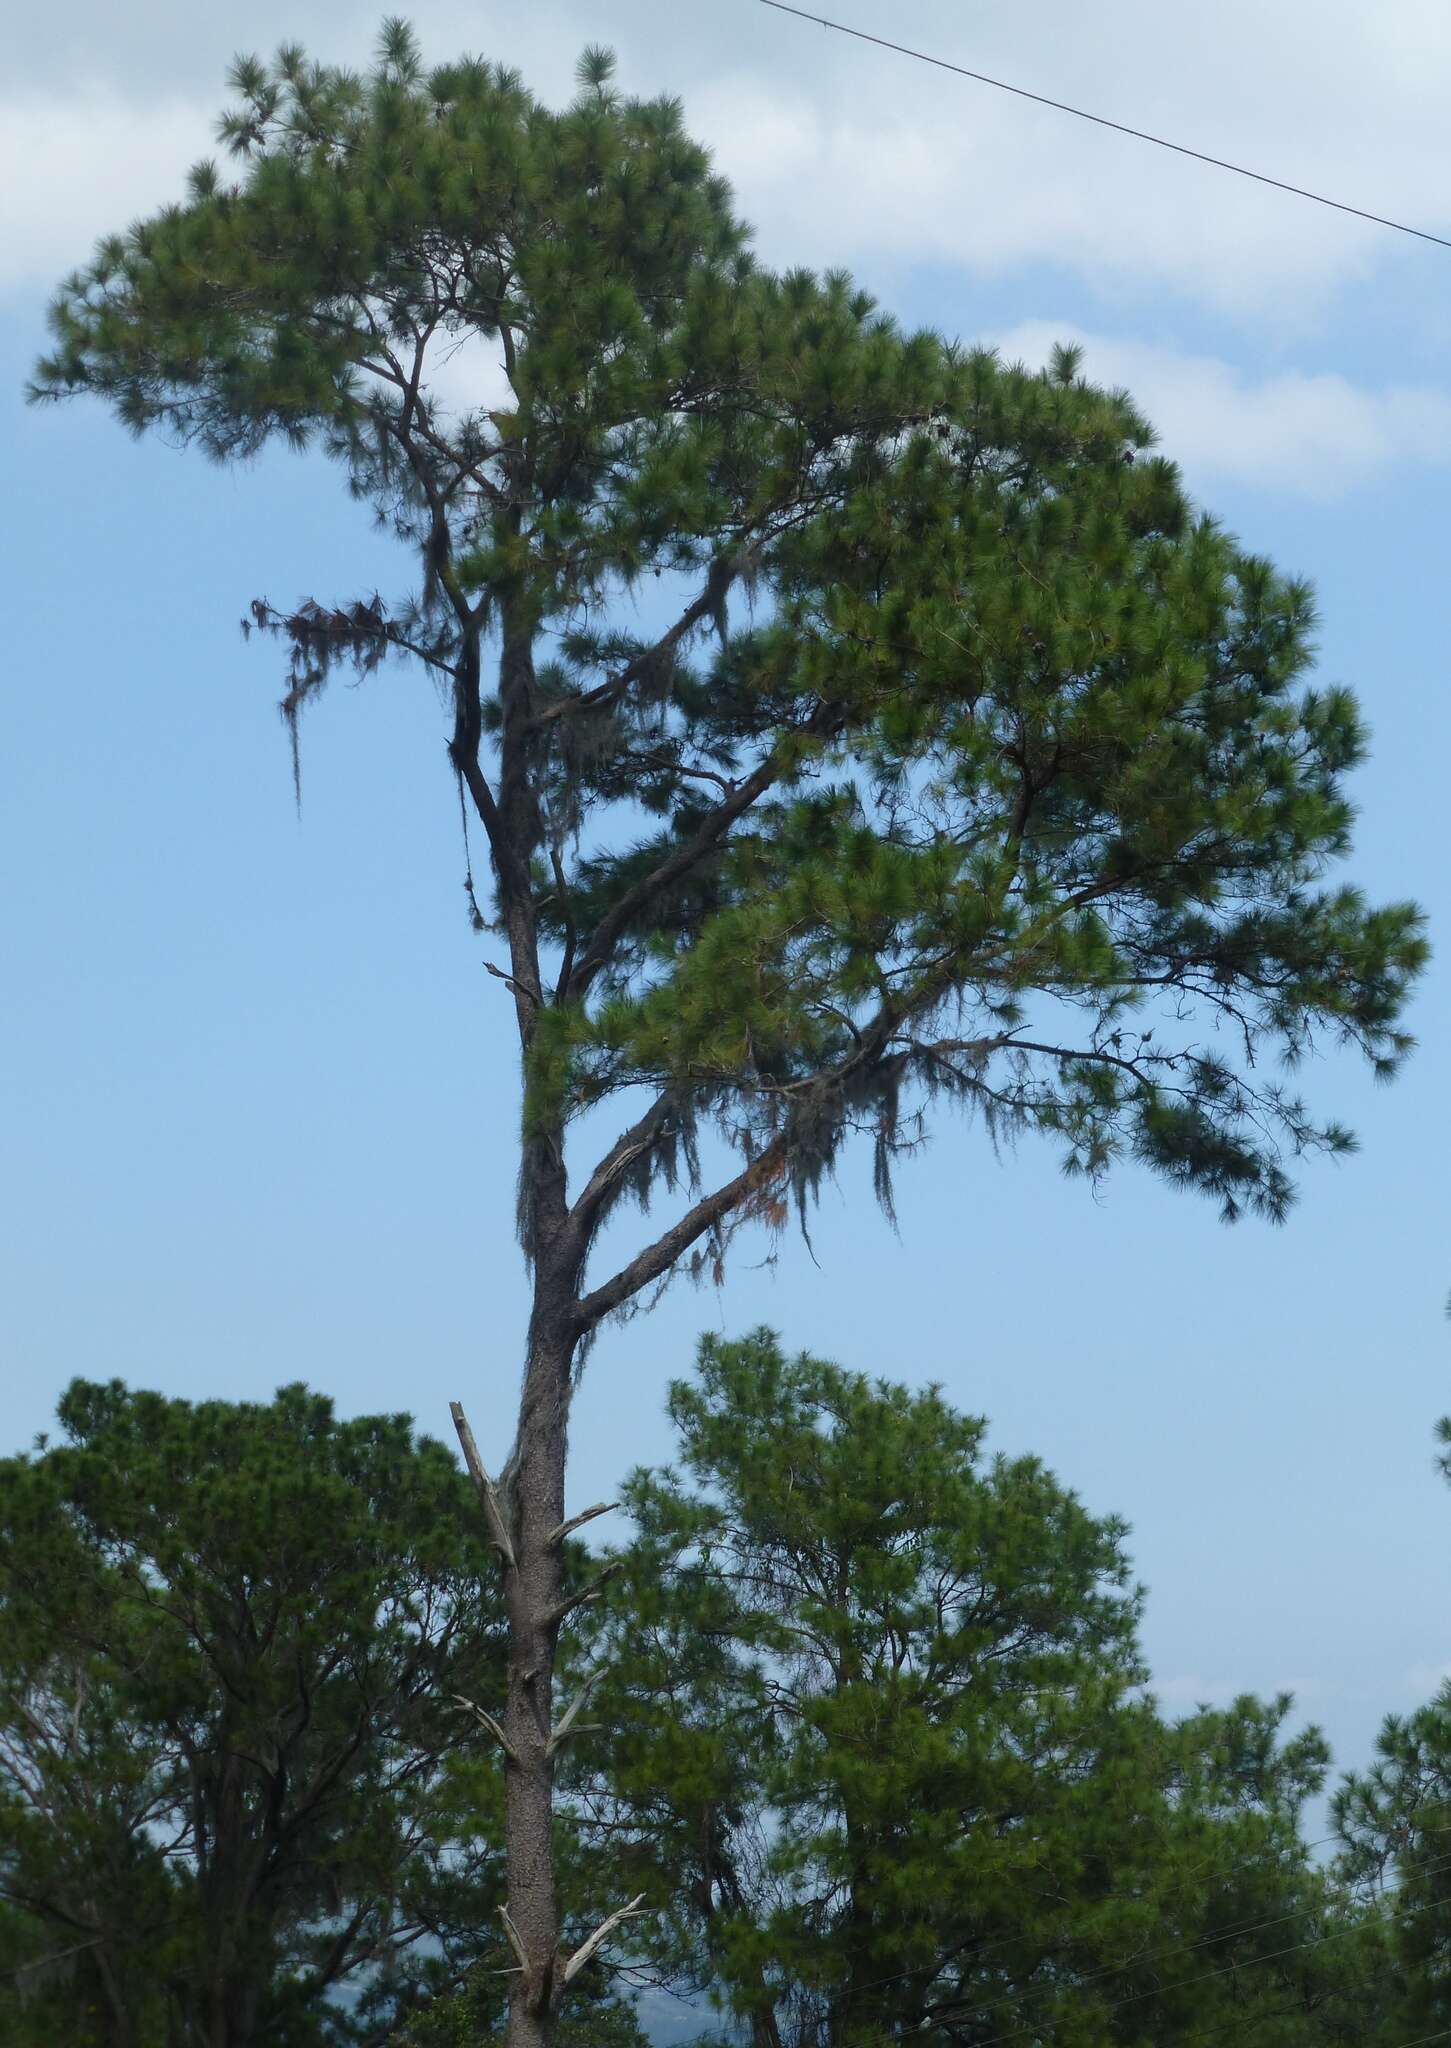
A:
[501, 1283, 577, 2048]
[91, 1940, 136, 2048]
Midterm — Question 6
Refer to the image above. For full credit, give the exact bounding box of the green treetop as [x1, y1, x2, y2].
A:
[579, 1333, 1361, 2048]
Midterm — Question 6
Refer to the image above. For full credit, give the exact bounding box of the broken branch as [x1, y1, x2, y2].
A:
[549, 1501, 620, 1546]
[546, 1667, 606, 1759]
[452, 1694, 520, 1764]
[450, 1401, 517, 1569]
[498, 1904, 531, 1974]
[545, 1561, 622, 1630]
[561, 1894, 649, 1985]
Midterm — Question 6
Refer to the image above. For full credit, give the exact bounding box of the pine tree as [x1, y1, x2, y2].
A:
[582, 1332, 1354, 2047]
[1330, 1415, 1451, 2041]
[0, 1380, 510, 2046]
[30, 23, 1426, 2043]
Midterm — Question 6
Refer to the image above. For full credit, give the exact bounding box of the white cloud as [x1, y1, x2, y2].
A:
[1, 91, 215, 290]
[695, 0, 1451, 321]
[993, 320, 1451, 498]
[686, 73, 1384, 324]
[9, 0, 1451, 318]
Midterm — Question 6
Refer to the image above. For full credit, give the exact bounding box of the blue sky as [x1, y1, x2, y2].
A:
[5, 0, 1451, 1801]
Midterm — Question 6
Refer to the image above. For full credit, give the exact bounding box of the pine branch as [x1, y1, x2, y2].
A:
[525, 549, 752, 737]
[564, 756, 784, 1003]
[575, 1135, 790, 1330]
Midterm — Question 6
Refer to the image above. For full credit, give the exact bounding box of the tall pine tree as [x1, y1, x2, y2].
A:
[31, 23, 1425, 2043]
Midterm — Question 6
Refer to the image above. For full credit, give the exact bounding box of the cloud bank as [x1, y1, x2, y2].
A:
[995, 321, 1451, 499]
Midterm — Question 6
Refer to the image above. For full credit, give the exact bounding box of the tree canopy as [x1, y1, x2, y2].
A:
[0, 1344, 1436, 2047]
[578, 1332, 1368, 2047]
[31, 22, 1424, 1242]
[0, 1380, 507, 2047]
[1331, 1415, 1451, 2044]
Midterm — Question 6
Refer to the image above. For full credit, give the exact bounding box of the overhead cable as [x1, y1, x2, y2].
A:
[758, 0, 1451, 253]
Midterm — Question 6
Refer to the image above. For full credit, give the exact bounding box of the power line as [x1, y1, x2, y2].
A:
[757, 0, 1451, 254]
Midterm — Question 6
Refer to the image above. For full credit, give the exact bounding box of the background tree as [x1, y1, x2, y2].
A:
[31, 22, 1426, 2042]
[1332, 1704, 1451, 2047]
[0, 1379, 513, 2047]
[1330, 1414, 1451, 2044]
[579, 1333, 1373, 2048]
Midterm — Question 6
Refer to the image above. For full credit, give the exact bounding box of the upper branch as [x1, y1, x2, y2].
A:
[573, 1135, 789, 1331]
[564, 754, 784, 1003]
[567, 1091, 680, 1245]
[525, 548, 751, 737]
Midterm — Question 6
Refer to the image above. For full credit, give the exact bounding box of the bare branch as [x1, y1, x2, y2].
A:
[546, 1667, 606, 1759]
[545, 1562, 622, 1631]
[549, 1502, 620, 1547]
[560, 1894, 649, 1985]
[498, 1904, 531, 1973]
[484, 958, 541, 1006]
[575, 1136, 789, 1330]
[568, 1093, 678, 1239]
[451, 1694, 520, 1765]
[449, 1402, 516, 1569]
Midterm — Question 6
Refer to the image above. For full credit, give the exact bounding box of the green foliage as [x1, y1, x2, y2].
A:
[0, 1345, 1431, 2047]
[0, 1381, 509, 2046]
[398, 1975, 648, 2046]
[1332, 1420, 1451, 2040]
[30, 22, 1424, 1278]
[573, 1332, 1362, 2046]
